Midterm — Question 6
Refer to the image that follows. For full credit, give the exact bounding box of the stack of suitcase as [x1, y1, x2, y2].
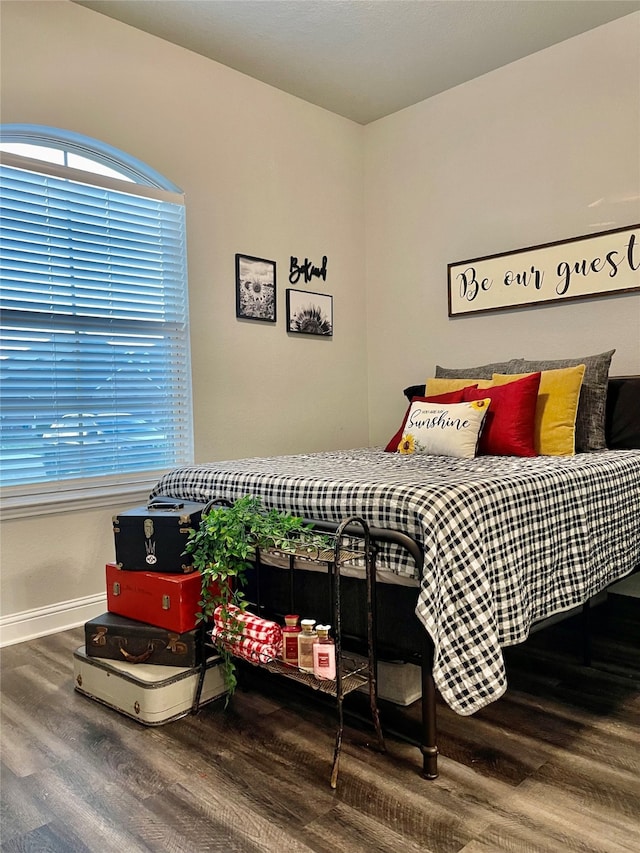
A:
[73, 498, 227, 725]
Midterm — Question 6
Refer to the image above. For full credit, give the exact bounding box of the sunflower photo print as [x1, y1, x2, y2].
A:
[286, 289, 333, 336]
[236, 255, 276, 322]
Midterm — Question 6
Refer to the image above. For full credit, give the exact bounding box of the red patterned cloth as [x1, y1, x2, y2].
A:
[213, 604, 282, 644]
[210, 625, 281, 664]
[210, 604, 283, 663]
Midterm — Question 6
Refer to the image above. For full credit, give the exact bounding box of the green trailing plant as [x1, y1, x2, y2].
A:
[184, 495, 332, 695]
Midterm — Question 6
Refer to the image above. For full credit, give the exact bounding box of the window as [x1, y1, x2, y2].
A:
[0, 125, 193, 513]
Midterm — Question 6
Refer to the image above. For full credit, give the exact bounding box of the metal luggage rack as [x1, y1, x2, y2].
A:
[254, 518, 439, 783]
[194, 515, 439, 782]
[229, 516, 385, 788]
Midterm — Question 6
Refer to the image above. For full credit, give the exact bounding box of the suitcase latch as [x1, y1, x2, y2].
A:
[112, 582, 121, 596]
[162, 594, 171, 610]
[91, 627, 108, 646]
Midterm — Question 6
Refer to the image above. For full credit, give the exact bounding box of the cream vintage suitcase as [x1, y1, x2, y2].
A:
[73, 646, 227, 725]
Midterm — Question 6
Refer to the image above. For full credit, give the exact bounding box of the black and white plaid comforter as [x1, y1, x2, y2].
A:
[150, 448, 640, 715]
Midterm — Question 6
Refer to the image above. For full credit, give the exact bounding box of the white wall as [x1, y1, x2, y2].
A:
[0, 0, 366, 632]
[1, 3, 639, 640]
[364, 13, 640, 444]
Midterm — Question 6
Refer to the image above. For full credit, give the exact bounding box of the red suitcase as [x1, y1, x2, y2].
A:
[106, 562, 217, 633]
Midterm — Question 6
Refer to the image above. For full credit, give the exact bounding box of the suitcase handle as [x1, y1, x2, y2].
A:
[147, 498, 184, 511]
[145, 496, 232, 514]
[119, 643, 155, 664]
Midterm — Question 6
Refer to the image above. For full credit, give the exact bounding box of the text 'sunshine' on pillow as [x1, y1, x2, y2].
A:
[393, 399, 491, 460]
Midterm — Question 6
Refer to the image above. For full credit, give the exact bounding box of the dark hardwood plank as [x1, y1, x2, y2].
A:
[1, 607, 639, 853]
[0, 764, 51, 843]
[2, 820, 94, 853]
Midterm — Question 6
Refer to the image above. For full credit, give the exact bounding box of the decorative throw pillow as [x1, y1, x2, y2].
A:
[394, 399, 491, 459]
[605, 376, 640, 449]
[493, 365, 585, 456]
[425, 377, 492, 395]
[384, 389, 466, 452]
[403, 383, 426, 402]
[501, 350, 615, 452]
[462, 373, 541, 457]
[434, 358, 521, 380]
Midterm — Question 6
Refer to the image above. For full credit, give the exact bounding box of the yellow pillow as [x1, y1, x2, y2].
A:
[425, 377, 493, 395]
[492, 365, 586, 456]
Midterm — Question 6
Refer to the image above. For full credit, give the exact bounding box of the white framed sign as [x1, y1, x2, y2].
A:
[447, 223, 640, 317]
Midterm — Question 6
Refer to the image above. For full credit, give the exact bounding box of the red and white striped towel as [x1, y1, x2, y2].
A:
[210, 624, 281, 664]
[212, 604, 283, 645]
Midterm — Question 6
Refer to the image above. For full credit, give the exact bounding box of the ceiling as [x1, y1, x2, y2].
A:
[72, 0, 640, 124]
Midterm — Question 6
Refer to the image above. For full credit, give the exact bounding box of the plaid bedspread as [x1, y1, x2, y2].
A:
[150, 448, 640, 715]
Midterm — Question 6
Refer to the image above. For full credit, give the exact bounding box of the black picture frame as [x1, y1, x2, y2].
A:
[286, 289, 333, 336]
[235, 254, 277, 322]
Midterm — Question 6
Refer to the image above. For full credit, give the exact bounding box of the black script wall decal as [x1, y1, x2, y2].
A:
[289, 255, 328, 285]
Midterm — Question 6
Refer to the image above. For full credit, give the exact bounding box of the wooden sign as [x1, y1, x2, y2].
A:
[448, 223, 639, 316]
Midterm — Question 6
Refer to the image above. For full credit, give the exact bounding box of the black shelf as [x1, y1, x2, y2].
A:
[240, 655, 370, 697]
[209, 516, 385, 788]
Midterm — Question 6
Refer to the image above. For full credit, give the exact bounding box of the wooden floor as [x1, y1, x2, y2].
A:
[1, 606, 639, 853]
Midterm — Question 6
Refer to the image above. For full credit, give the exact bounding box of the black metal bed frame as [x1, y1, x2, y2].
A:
[244, 516, 596, 782]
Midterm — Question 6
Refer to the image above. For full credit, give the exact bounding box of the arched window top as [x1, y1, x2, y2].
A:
[0, 123, 181, 192]
[0, 124, 193, 504]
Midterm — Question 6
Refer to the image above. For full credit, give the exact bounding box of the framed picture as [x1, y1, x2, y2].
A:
[235, 254, 276, 322]
[286, 289, 333, 336]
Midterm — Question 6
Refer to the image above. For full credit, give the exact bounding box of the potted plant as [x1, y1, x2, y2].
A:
[184, 495, 331, 694]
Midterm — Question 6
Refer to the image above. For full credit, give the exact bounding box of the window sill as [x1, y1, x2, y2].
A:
[0, 479, 158, 521]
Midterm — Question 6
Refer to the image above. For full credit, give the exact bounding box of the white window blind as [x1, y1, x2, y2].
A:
[0, 156, 193, 491]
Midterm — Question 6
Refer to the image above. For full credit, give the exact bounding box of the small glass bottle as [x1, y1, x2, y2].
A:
[313, 625, 336, 680]
[282, 614, 301, 667]
[297, 619, 317, 673]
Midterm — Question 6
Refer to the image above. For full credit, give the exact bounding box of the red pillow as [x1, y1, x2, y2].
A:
[384, 389, 469, 452]
[462, 373, 541, 457]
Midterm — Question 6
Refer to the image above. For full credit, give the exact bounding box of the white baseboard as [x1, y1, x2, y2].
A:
[0, 593, 107, 647]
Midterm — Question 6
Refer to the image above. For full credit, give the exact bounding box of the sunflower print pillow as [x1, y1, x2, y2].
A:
[397, 399, 490, 459]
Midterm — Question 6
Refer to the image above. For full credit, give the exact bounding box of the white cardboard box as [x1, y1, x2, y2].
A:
[349, 653, 422, 706]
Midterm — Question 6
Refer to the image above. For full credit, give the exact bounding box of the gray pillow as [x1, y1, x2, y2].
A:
[434, 359, 521, 380]
[502, 350, 615, 452]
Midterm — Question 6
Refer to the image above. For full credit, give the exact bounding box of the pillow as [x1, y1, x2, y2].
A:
[462, 373, 541, 457]
[605, 376, 640, 449]
[425, 377, 492, 395]
[403, 383, 426, 402]
[434, 359, 521, 380]
[385, 389, 466, 452]
[503, 350, 615, 452]
[394, 399, 491, 459]
[493, 365, 585, 456]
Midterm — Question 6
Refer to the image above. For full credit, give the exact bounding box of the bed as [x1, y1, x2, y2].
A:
[149, 366, 640, 777]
